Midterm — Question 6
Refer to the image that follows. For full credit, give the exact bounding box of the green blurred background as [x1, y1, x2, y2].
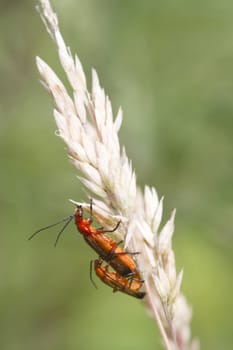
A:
[0, 0, 232, 349]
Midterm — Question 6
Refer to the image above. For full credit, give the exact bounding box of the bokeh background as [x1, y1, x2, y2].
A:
[1, 0, 233, 349]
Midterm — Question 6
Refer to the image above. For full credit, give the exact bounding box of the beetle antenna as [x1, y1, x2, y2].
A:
[28, 215, 74, 241]
[54, 215, 74, 247]
[89, 259, 97, 289]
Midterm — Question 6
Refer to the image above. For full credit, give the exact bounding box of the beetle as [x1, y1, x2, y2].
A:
[93, 257, 145, 299]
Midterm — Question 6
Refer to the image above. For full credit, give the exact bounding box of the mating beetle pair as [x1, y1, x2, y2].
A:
[29, 199, 145, 299]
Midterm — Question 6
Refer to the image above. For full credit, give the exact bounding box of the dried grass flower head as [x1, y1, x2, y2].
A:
[36, 1, 199, 350]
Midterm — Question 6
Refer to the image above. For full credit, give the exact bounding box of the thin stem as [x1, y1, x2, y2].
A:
[145, 280, 173, 350]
